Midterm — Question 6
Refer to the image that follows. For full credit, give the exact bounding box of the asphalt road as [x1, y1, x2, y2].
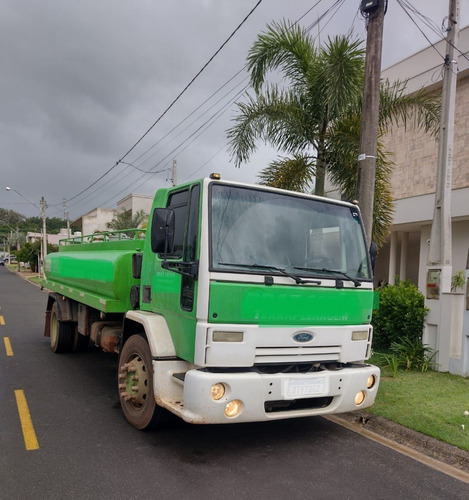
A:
[1, 265, 468, 500]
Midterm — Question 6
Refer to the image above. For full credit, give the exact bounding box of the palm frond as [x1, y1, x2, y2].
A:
[247, 20, 316, 94]
[378, 79, 441, 136]
[258, 155, 315, 193]
[311, 35, 365, 119]
[227, 87, 317, 166]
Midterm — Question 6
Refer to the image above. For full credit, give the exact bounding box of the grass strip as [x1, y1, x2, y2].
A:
[367, 370, 469, 451]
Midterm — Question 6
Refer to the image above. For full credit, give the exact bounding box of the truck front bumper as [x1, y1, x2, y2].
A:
[160, 364, 380, 424]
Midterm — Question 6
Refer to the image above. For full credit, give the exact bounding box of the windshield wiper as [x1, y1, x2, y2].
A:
[218, 262, 321, 285]
[293, 266, 362, 287]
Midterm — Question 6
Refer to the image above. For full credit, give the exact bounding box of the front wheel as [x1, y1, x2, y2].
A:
[118, 334, 164, 430]
[50, 302, 74, 353]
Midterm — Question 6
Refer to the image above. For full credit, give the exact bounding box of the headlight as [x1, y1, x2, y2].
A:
[212, 331, 244, 342]
[355, 391, 366, 406]
[210, 383, 225, 401]
[225, 400, 242, 418]
[352, 330, 369, 341]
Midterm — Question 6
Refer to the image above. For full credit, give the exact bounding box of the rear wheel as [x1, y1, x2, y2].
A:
[118, 334, 164, 430]
[50, 302, 74, 353]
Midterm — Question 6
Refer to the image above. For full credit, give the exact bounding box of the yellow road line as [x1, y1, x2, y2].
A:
[4, 337, 13, 356]
[14, 390, 39, 451]
[0, 315, 5, 325]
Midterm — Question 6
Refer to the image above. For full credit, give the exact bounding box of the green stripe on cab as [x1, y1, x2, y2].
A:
[208, 282, 373, 325]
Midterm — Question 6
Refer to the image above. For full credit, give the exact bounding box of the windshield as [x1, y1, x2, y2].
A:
[210, 184, 371, 281]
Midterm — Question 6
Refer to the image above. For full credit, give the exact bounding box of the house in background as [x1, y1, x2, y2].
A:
[117, 193, 154, 215]
[26, 228, 70, 246]
[373, 26, 469, 376]
[71, 193, 154, 235]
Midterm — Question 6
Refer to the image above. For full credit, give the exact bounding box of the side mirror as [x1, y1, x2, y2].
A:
[369, 241, 378, 272]
[151, 208, 175, 255]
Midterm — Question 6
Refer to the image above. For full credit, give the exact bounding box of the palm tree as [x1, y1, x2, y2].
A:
[106, 209, 147, 232]
[227, 21, 440, 247]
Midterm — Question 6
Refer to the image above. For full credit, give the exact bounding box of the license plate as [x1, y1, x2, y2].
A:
[284, 378, 327, 399]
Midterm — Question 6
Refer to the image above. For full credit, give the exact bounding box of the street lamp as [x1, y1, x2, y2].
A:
[5, 187, 48, 276]
[5, 186, 40, 210]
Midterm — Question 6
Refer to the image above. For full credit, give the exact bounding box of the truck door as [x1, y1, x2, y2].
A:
[147, 184, 200, 362]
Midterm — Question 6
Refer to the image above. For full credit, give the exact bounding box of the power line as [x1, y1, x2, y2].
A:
[115, 0, 264, 165]
[132, 73, 250, 171]
[304, 0, 346, 35]
[66, 1, 333, 213]
[396, 0, 445, 61]
[131, 68, 248, 168]
[76, 85, 247, 212]
[399, 0, 443, 37]
[63, 0, 264, 207]
[59, 0, 355, 217]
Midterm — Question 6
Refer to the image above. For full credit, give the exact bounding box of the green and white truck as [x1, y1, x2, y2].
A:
[42, 175, 380, 429]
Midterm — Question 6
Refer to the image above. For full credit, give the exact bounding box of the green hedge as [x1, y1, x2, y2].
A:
[372, 279, 428, 350]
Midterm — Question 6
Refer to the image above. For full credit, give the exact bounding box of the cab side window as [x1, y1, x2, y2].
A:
[166, 185, 200, 312]
[165, 185, 200, 262]
[166, 190, 189, 258]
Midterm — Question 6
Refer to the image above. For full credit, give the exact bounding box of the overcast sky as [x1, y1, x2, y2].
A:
[1, 0, 468, 220]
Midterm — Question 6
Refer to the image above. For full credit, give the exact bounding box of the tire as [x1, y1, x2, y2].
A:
[118, 334, 164, 430]
[50, 302, 74, 353]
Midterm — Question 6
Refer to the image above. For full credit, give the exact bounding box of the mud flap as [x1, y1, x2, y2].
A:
[44, 309, 51, 337]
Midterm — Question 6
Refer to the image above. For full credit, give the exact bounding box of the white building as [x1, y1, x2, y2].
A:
[71, 194, 154, 236]
[26, 228, 69, 246]
[117, 193, 154, 214]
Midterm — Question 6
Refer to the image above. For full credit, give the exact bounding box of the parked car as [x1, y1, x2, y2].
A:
[0, 258, 5, 266]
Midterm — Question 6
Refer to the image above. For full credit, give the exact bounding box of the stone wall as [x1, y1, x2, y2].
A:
[382, 74, 469, 200]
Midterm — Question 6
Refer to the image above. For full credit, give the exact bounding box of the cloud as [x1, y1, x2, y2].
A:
[1, 0, 467, 219]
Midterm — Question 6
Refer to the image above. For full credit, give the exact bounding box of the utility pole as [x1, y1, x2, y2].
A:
[172, 159, 177, 186]
[63, 198, 71, 239]
[40, 196, 48, 277]
[424, 0, 459, 373]
[427, 0, 459, 289]
[356, 0, 386, 246]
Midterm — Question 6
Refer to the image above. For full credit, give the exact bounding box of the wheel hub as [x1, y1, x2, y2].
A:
[118, 356, 148, 409]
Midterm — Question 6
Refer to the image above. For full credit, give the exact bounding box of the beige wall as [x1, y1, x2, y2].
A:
[383, 74, 469, 201]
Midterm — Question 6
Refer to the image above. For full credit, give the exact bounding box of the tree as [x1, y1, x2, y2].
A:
[0, 208, 24, 228]
[106, 209, 148, 232]
[227, 22, 440, 247]
[27, 216, 68, 234]
[14, 241, 57, 272]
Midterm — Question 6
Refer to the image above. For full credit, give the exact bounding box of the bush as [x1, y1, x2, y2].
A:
[372, 278, 428, 349]
[390, 337, 437, 372]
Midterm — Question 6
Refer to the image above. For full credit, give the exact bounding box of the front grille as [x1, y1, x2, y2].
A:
[265, 396, 333, 413]
[255, 346, 340, 364]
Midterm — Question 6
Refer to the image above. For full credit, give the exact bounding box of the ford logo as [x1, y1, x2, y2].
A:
[293, 332, 313, 343]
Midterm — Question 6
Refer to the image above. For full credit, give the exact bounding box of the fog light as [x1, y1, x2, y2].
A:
[355, 390, 366, 406]
[210, 383, 225, 401]
[366, 375, 376, 389]
[225, 399, 242, 418]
